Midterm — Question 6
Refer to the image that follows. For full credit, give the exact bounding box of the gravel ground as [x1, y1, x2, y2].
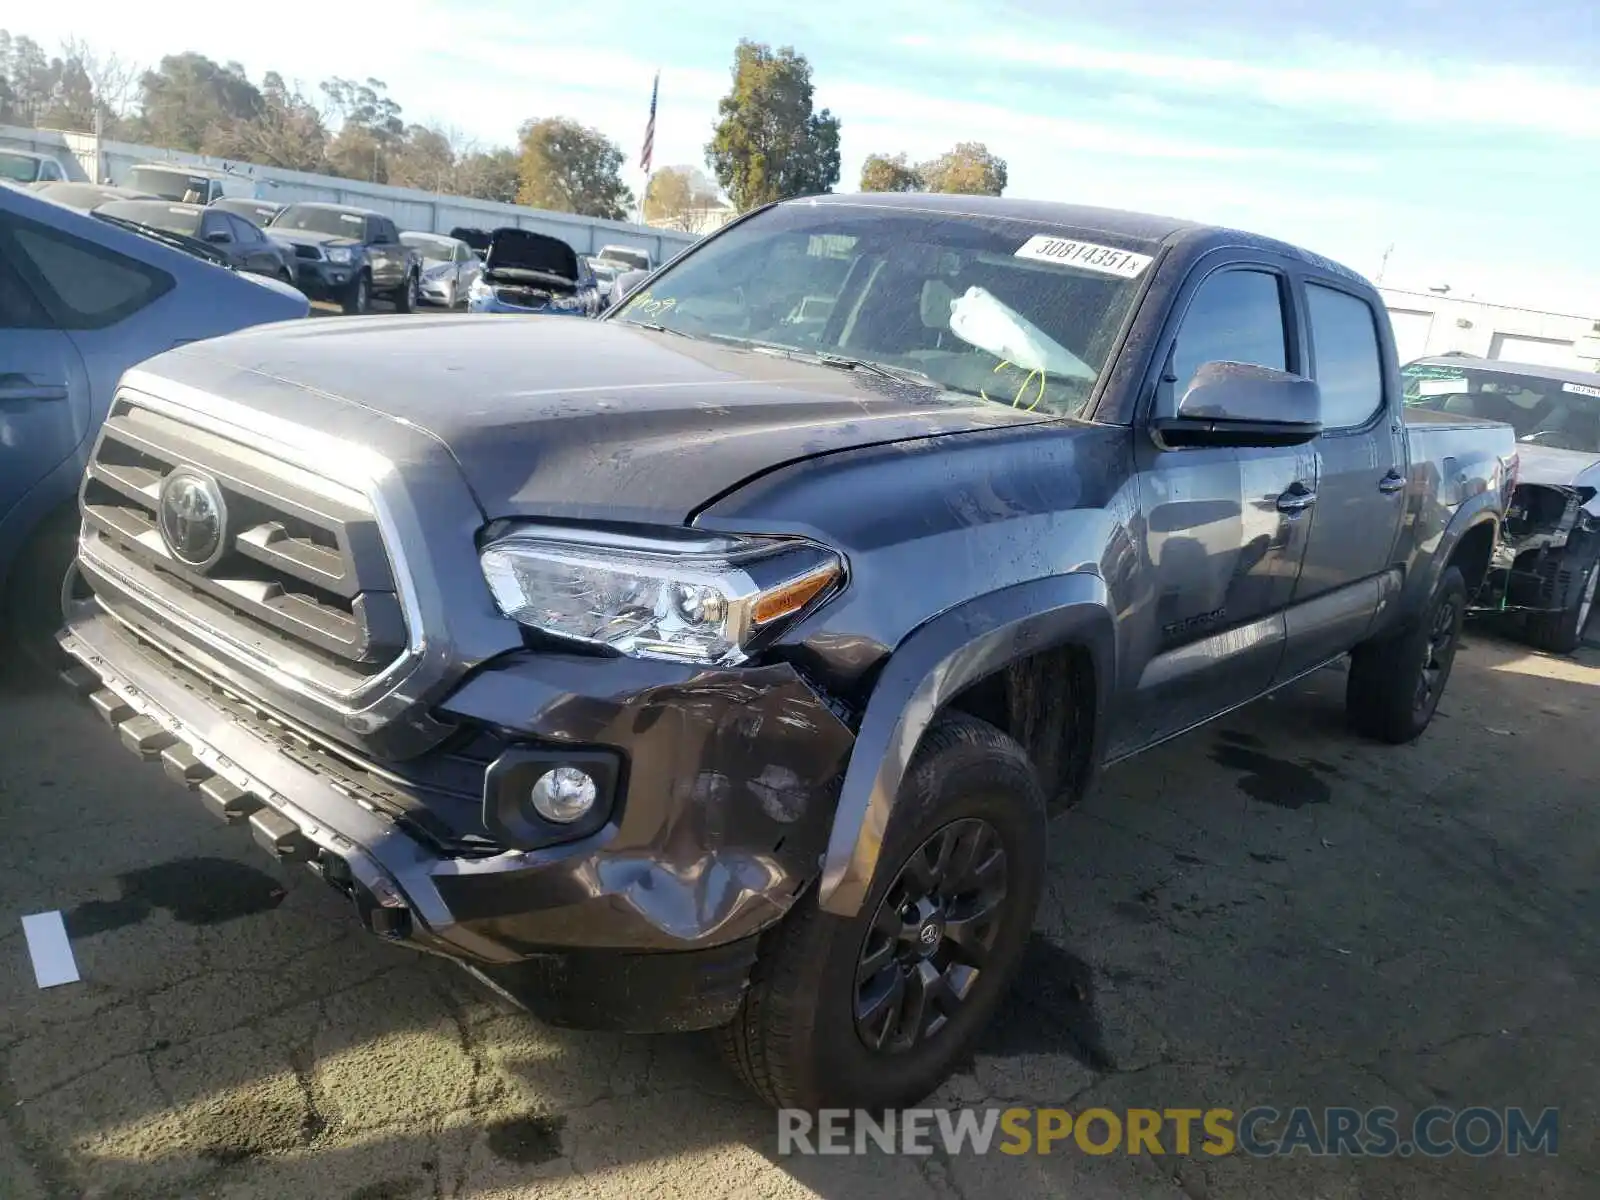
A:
[1, 630, 1596, 1199]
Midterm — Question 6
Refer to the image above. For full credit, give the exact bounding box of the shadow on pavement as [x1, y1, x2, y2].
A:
[1, 635, 1597, 1197]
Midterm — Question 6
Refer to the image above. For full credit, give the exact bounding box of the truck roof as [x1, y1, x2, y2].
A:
[133, 162, 235, 179]
[1407, 355, 1600, 389]
[795, 192, 1371, 287]
[286, 200, 385, 217]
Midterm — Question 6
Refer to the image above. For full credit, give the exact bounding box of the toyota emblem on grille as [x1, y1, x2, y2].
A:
[157, 468, 229, 570]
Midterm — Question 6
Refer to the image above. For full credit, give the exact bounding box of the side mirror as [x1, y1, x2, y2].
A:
[205, 231, 232, 244]
[1152, 360, 1322, 449]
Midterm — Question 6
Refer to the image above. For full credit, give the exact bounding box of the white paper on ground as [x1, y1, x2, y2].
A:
[21, 911, 80, 988]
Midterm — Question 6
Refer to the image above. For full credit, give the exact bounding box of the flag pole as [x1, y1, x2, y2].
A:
[638, 69, 659, 226]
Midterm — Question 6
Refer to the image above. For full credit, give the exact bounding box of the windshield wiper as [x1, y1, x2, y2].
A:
[630, 321, 699, 340]
[810, 353, 938, 388]
[623, 326, 937, 390]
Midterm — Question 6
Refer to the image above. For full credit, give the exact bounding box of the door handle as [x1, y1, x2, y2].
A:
[0, 376, 69, 403]
[1378, 471, 1406, 494]
[1276, 484, 1317, 514]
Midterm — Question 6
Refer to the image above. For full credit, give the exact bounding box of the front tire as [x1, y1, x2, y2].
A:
[394, 271, 419, 314]
[3, 507, 77, 679]
[719, 713, 1047, 1110]
[1347, 565, 1467, 743]
[342, 270, 371, 315]
[1524, 547, 1599, 655]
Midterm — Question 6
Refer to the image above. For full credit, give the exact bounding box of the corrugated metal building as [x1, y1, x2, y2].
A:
[1380, 287, 1600, 371]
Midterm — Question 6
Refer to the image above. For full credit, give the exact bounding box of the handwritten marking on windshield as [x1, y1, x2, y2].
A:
[623, 290, 677, 318]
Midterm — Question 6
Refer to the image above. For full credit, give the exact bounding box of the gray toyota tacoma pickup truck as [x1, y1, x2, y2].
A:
[58, 194, 1516, 1110]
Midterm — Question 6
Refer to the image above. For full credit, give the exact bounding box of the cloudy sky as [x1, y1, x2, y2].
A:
[18, 0, 1599, 312]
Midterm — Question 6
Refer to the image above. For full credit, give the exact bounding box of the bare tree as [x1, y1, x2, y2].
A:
[59, 35, 140, 132]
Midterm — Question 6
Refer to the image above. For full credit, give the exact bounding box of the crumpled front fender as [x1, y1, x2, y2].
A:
[817, 571, 1115, 917]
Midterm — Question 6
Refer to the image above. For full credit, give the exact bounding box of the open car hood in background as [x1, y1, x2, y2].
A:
[484, 228, 579, 282]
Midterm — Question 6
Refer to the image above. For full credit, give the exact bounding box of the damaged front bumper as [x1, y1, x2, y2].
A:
[59, 602, 854, 1031]
[1476, 483, 1598, 615]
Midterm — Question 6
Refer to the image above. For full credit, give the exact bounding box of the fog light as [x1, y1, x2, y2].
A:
[530, 767, 598, 823]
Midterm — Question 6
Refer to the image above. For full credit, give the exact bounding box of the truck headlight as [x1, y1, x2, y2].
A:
[479, 528, 844, 665]
[325, 246, 355, 264]
[468, 278, 492, 302]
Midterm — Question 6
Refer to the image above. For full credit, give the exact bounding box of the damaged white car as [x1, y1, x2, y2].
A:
[1405, 355, 1600, 653]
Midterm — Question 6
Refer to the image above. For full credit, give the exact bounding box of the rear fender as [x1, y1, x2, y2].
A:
[816, 572, 1114, 917]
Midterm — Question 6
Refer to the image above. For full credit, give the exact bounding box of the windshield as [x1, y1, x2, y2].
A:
[610, 203, 1153, 416]
[1404, 363, 1600, 454]
[125, 167, 213, 202]
[99, 202, 201, 237]
[0, 152, 42, 183]
[275, 205, 368, 238]
[93, 211, 228, 266]
[402, 234, 455, 262]
[598, 247, 650, 271]
[217, 199, 280, 225]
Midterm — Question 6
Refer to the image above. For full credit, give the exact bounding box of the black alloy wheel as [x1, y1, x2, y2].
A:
[854, 817, 1008, 1054]
[1414, 587, 1462, 717]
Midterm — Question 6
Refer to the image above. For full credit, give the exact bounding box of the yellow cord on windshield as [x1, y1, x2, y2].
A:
[981, 359, 1048, 411]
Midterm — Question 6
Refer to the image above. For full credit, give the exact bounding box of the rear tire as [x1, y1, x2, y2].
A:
[1524, 547, 1599, 655]
[718, 713, 1047, 1110]
[3, 508, 77, 680]
[1347, 565, 1467, 743]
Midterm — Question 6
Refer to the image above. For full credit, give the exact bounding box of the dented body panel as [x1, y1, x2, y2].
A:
[1403, 356, 1600, 627]
[59, 194, 1516, 1030]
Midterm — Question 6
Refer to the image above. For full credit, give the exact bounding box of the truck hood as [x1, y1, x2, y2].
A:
[144, 316, 1054, 525]
[1513, 443, 1600, 489]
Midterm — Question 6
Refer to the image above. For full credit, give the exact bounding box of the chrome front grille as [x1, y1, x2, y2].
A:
[80, 398, 407, 686]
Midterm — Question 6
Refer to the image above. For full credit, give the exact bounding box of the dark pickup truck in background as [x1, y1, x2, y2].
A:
[57, 193, 1515, 1111]
[267, 202, 421, 314]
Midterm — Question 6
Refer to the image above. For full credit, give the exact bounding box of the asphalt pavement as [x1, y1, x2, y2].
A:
[1, 630, 1596, 1198]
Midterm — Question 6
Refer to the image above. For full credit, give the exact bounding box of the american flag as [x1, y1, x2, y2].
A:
[640, 72, 659, 174]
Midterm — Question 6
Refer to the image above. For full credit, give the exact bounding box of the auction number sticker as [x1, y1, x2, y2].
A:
[1014, 235, 1153, 279]
[1563, 381, 1600, 399]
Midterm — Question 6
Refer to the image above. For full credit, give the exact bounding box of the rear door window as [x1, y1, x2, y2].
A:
[199, 211, 232, 241]
[5, 218, 173, 330]
[225, 214, 260, 243]
[1306, 283, 1385, 428]
[1171, 269, 1289, 392]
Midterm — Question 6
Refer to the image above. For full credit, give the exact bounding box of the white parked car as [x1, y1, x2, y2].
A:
[400, 232, 483, 308]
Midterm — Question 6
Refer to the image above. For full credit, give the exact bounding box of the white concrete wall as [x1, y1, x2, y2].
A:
[2, 124, 700, 264]
[1380, 287, 1600, 371]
